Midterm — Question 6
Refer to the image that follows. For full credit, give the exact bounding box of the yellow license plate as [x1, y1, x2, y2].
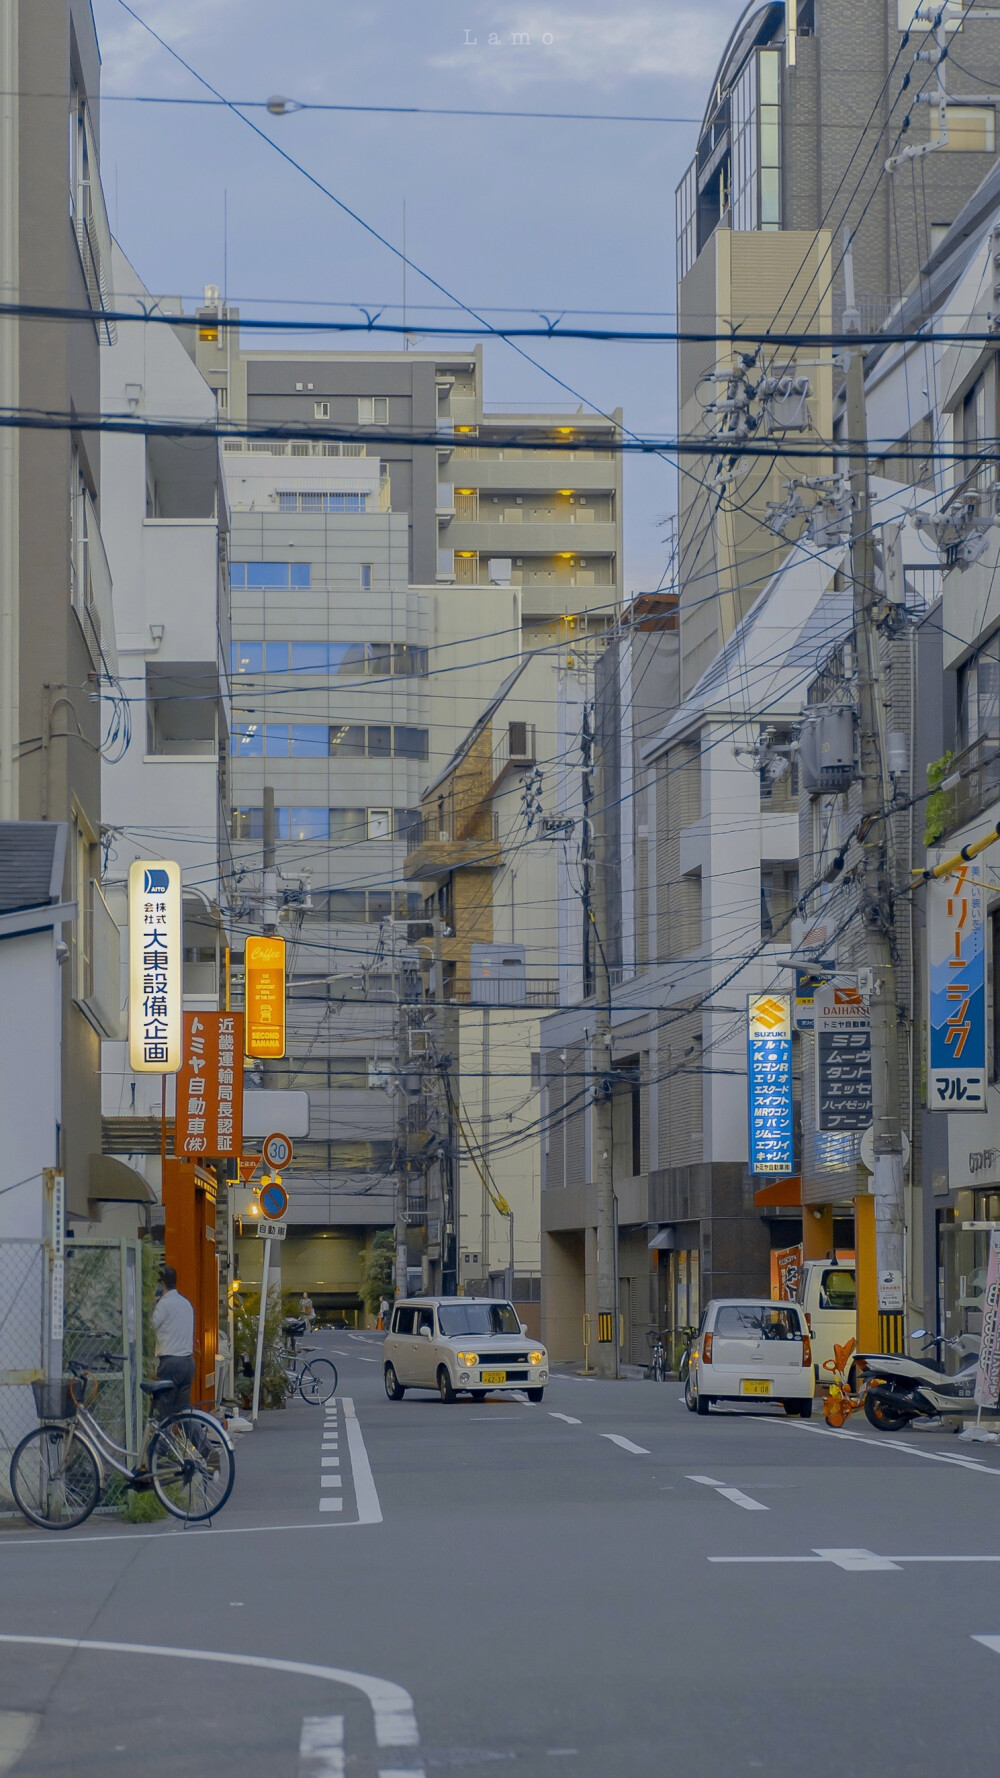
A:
[480, 1371, 507, 1385]
[741, 1379, 771, 1396]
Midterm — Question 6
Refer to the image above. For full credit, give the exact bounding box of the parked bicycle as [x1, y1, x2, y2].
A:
[282, 1319, 338, 1405]
[9, 1353, 235, 1531]
[676, 1326, 698, 1385]
[644, 1329, 668, 1381]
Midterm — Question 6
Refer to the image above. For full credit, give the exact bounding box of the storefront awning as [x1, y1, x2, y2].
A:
[753, 1177, 802, 1208]
[648, 1228, 676, 1251]
[88, 1154, 157, 1204]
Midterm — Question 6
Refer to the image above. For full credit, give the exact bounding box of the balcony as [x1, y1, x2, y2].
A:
[937, 739, 1000, 837]
[445, 978, 559, 1008]
[491, 720, 536, 784]
[404, 812, 501, 882]
[447, 520, 617, 556]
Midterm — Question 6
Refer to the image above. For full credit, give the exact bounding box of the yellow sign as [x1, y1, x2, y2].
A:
[748, 993, 791, 1038]
[128, 861, 182, 1073]
[244, 935, 286, 1058]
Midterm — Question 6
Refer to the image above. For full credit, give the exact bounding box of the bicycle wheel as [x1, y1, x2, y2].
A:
[299, 1358, 338, 1404]
[10, 1425, 101, 1530]
[148, 1411, 235, 1522]
[678, 1349, 691, 1385]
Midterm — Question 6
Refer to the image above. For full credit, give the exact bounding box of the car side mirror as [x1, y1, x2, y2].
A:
[420, 1325, 432, 1339]
[911, 1327, 927, 1339]
[520, 1322, 528, 1337]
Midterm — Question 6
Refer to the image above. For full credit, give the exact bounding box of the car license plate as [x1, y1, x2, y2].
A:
[480, 1370, 507, 1385]
[741, 1379, 771, 1396]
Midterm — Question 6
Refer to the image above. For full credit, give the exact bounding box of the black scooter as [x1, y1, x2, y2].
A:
[860, 1330, 980, 1431]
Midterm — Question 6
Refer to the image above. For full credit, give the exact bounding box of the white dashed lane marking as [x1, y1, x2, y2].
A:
[299, 1714, 344, 1775]
[688, 1474, 768, 1512]
[550, 1413, 582, 1425]
[601, 1434, 650, 1455]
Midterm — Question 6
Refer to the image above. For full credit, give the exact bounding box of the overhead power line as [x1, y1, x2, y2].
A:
[3, 402, 998, 463]
[5, 294, 999, 349]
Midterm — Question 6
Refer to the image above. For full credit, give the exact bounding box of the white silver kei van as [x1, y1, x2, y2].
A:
[382, 1297, 549, 1403]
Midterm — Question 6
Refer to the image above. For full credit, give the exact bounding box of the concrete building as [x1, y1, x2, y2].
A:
[192, 320, 622, 640]
[675, 0, 1000, 692]
[96, 243, 230, 1231]
[0, 1, 119, 1228]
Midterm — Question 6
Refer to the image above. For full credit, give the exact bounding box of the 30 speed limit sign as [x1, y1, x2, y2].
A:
[262, 1131, 293, 1169]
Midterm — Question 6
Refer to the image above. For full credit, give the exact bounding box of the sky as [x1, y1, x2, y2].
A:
[91, 0, 753, 596]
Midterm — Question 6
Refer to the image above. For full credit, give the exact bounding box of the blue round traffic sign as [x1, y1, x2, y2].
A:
[259, 1180, 289, 1219]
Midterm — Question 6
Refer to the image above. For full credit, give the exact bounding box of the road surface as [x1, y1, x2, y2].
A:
[1, 1329, 999, 1775]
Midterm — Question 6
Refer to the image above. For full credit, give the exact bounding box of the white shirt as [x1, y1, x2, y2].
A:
[152, 1289, 195, 1358]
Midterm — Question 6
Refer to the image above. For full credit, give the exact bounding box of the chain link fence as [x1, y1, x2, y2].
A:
[0, 1239, 47, 1506]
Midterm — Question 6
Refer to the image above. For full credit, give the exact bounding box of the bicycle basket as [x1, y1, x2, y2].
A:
[31, 1379, 78, 1421]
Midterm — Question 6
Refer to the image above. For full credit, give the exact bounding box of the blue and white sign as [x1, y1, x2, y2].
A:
[747, 993, 794, 1174]
[128, 859, 182, 1074]
[928, 856, 987, 1112]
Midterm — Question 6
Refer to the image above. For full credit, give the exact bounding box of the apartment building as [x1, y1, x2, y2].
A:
[193, 323, 622, 640]
[403, 649, 582, 1321]
[96, 243, 230, 1229]
[675, 0, 1000, 692]
[0, 1, 120, 1231]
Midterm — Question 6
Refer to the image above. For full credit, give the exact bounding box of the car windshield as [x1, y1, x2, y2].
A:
[715, 1306, 802, 1340]
[437, 1303, 521, 1337]
[820, 1269, 856, 1310]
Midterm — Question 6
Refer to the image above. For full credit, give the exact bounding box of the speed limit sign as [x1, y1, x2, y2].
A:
[262, 1131, 293, 1170]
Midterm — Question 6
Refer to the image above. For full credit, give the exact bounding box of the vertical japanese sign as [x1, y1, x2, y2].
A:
[815, 987, 873, 1133]
[244, 935, 286, 1058]
[975, 1230, 1000, 1409]
[747, 993, 794, 1174]
[928, 856, 987, 1111]
[174, 1012, 244, 1159]
[128, 860, 182, 1073]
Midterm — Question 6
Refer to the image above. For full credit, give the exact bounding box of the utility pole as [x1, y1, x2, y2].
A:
[262, 785, 278, 935]
[587, 691, 619, 1379]
[844, 245, 905, 1343]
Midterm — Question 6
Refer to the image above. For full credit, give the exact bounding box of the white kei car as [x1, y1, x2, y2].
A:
[688, 1298, 814, 1417]
[383, 1297, 549, 1403]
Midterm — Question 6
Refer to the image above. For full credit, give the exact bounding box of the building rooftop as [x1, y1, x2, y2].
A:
[0, 822, 67, 914]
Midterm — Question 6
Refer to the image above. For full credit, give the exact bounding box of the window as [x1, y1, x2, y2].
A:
[760, 863, 799, 941]
[326, 890, 367, 923]
[231, 641, 263, 675]
[290, 725, 328, 757]
[368, 889, 393, 921]
[818, 1268, 856, 1311]
[284, 808, 330, 841]
[277, 491, 366, 513]
[231, 807, 263, 840]
[230, 562, 311, 589]
[730, 48, 781, 232]
[368, 726, 392, 758]
[232, 639, 425, 676]
[393, 1307, 416, 1335]
[931, 106, 996, 153]
[360, 564, 373, 591]
[394, 726, 429, 760]
[213, 386, 228, 411]
[963, 374, 990, 489]
[329, 723, 366, 757]
[714, 1305, 802, 1340]
[676, 158, 697, 278]
[358, 395, 389, 425]
[314, 400, 330, 419]
[959, 632, 1000, 750]
[368, 809, 391, 840]
[234, 722, 263, 756]
[329, 809, 367, 842]
[395, 808, 421, 843]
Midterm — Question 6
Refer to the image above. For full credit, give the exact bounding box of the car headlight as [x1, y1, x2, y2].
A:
[457, 1351, 479, 1366]
[529, 1350, 544, 1366]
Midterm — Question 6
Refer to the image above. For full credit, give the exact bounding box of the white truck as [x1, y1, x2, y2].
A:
[795, 1260, 857, 1380]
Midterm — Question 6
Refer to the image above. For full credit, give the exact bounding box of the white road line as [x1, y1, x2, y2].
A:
[767, 1416, 1000, 1474]
[688, 1475, 768, 1512]
[549, 1413, 582, 1425]
[712, 1551, 1000, 1566]
[973, 1634, 1000, 1656]
[0, 1637, 424, 1774]
[0, 1714, 38, 1774]
[299, 1714, 345, 1776]
[601, 1434, 650, 1455]
[321, 1477, 343, 1489]
[341, 1398, 383, 1525]
[319, 1501, 344, 1513]
[0, 1519, 376, 1546]
[321, 1457, 340, 1468]
[812, 1547, 901, 1571]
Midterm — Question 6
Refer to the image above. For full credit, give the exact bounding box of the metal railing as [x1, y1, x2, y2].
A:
[445, 979, 559, 1008]
[939, 739, 1000, 834]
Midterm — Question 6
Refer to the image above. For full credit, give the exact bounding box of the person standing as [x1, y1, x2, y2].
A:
[151, 1265, 196, 1415]
[378, 1295, 390, 1332]
[299, 1290, 316, 1333]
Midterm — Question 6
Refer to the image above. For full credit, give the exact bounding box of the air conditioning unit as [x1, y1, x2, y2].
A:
[488, 558, 512, 584]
